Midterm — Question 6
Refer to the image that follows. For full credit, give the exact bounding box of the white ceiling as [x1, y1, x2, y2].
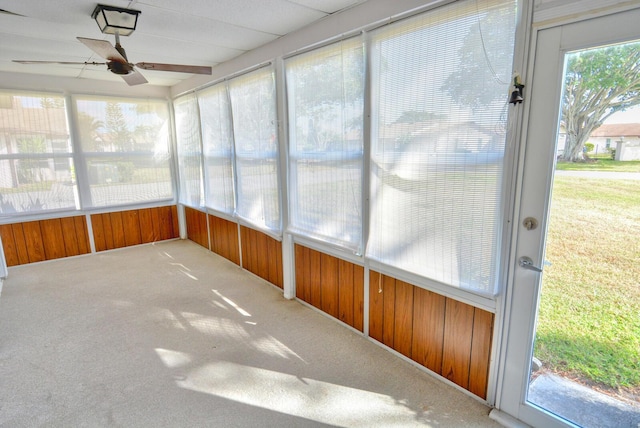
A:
[0, 0, 366, 87]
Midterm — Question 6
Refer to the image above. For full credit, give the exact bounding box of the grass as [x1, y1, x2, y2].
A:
[556, 157, 640, 172]
[534, 175, 640, 392]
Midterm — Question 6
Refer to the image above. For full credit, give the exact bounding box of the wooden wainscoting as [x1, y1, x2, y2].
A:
[209, 215, 240, 265]
[240, 226, 283, 289]
[0, 216, 90, 266]
[294, 244, 364, 332]
[184, 206, 209, 249]
[92, 205, 179, 252]
[369, 271, 493, 399]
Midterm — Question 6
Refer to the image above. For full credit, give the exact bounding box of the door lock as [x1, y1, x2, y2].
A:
[519, 256, 543, 273]
[523, 217, 538, 230]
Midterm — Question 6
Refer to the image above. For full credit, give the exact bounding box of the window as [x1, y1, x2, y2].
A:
[229, 67, 281, 235]
[174, 94, 204, 208]
[198, 84, 235, 214]
[286, 37, 365, 252]
[74, 96, 172, 208]
[0, 91, 77, 215]
[367, 0, 517, 295]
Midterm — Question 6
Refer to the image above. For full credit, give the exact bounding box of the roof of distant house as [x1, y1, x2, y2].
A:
[591, 123, 640, 138]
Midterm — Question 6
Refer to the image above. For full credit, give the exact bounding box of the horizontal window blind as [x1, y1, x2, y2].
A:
[229, 66, 281, 235]
[198, 84, 235, 214]
[174, 94, 204, 208]
[286, 37, 365, 252]
[367, 0, 517, 295]
[74, 96, 172, 208]
[0, 91, 77, 215]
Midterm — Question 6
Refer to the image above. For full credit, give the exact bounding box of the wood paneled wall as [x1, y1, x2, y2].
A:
[209, 215, 240, 265]
[369, 271, 494, 399]
[184, 206, 209, 249]
[294, 244, 364, 332]
[91, 206, 179, 252]
[0, 216, 90, 266]
[240, 226, 283, 289]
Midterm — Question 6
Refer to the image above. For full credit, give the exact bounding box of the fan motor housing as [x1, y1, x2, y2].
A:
[107, 61, 133, 75]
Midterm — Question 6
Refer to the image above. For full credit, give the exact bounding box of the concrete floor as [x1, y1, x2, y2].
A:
[0, 239, 499, 427]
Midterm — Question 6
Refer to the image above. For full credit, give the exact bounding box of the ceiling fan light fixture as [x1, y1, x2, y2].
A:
[91, 4, 140, 36]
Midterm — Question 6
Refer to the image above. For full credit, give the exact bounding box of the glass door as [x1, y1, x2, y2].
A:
[496, 7, 640, 428]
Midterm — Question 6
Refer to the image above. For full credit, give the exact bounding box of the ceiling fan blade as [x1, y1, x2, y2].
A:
[13, 60, 106, 66]
[77, 37, 126, 62]
[135, 62, 212, 75]
[121, 70, 148, 86]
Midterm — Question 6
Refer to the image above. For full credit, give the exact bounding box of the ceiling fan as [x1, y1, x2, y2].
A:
[12, 4, 212, 85]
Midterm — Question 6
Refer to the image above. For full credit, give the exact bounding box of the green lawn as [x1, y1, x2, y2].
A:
[556, 158, 640, 172]
[534, 174, 640, 393]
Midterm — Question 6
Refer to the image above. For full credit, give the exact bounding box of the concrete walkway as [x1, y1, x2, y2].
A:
[528, 373, 640, 428]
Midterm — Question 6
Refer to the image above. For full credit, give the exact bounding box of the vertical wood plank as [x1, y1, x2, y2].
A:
[74, 216, 90, 254]
[150, 207, 162, 242]
[302, 246, 312, 303]
[309, 248, 321, 308]
[442, 299, 475, 389]
[102, 213, 115, 250]
[138, 208, 154, 244]
[394, 280, 414, 358]
[338, 259, 354, 327]
[60, 217, 80, 256]
[159, 206, 174, 240]
[249, 229, 259, 275]
[91, 214, 107, 252]
[22, 221, 45, 263]
[256, 230, 269, 281]
[382, 274, 396, 349]
[110, 211, 126, 249]
[369, 270, 384, 342]
[267, 236, 278, 285]
[412, 287, 446, 374]
[240, 226, 249, 271]
[295, 244, 305, 300]
[353, 264, 364, 332]
[123, 210, 142, 247]
[275, 240, 283, 288]
[40, 219, 66, 260]
[170, 205, 180, 238]
[0, 224, 19, 266]
[320, 253, 339, 318]
[12, 224, 29, 265]
[468, 309, 494, 399]
[227, 221, 240, 265]
[208, 215, 219, 254]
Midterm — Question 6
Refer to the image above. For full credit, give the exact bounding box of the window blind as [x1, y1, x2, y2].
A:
[367, 0, 517, 295]
[198, 84, 235, 214]
[285, 37, 365, 252]
[0, 91, 77, 215]
[174, 94, 204, 208]
[74, 96, 173, 208]
[228, 67, 281, 235]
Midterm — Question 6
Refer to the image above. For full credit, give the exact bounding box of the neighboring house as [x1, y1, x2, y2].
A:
[588, 123, 640, 160]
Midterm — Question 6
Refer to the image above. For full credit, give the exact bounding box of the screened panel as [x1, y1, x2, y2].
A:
[74, 96, 172, 208]
[229, 67, 281, 234]
[0, 91, 77, 215]
[367, 0, 516, 295]
[286, 37, 365, 252]
[174, 95, 204, 208]
[198, 84, 235, 214]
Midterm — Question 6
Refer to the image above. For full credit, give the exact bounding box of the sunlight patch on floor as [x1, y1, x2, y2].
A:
[176, 361, 428, 426]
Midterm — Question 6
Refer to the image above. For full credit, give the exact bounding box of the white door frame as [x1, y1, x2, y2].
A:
[493, 6, 640, 428]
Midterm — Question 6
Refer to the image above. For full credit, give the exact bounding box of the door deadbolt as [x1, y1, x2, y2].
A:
[523, 217, 538, 230]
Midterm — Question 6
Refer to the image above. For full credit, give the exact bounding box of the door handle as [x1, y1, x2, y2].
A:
[519, 256, 543, 273]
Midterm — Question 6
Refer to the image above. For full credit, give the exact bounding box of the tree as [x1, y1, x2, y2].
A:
[560, 42, 640, 161]
[105, 102, 132, 151]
